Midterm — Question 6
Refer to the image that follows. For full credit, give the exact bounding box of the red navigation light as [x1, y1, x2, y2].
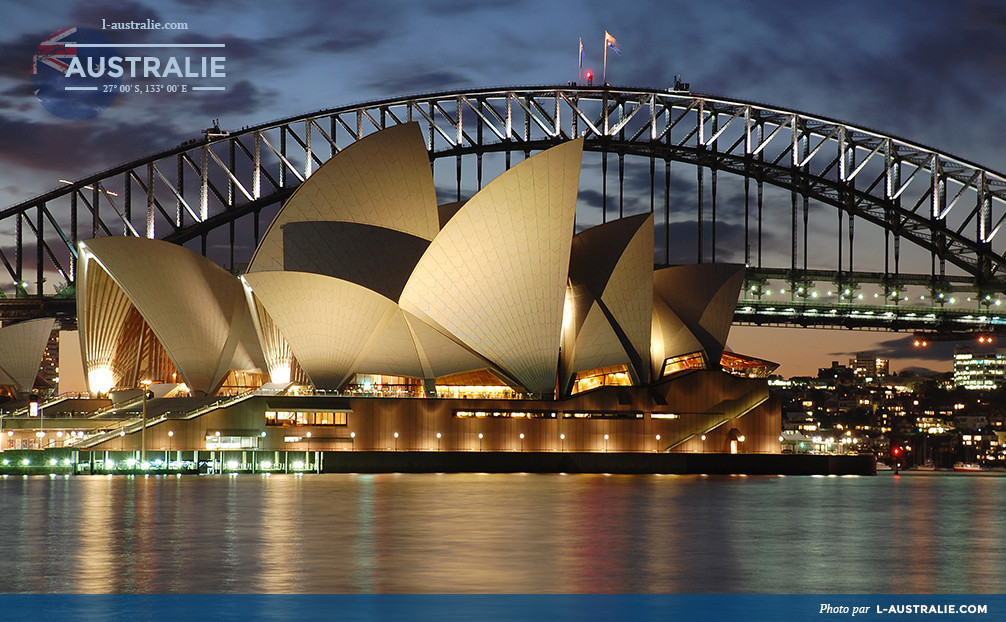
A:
[585, 71, 593, 79]
[891, 446, 902, 457]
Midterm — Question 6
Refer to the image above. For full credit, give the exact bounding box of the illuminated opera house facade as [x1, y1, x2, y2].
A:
[58, 122, 781, 459]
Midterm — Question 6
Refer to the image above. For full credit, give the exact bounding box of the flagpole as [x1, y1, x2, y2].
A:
[603, 34, 607, 84]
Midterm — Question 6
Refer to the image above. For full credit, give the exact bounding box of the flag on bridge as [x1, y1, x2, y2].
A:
[603, 31, 620, 83]
[579, 37, 584, 82]
[605, 31, 621, 54]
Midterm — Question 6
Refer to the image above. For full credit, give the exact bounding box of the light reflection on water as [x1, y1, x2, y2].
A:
[0, 472, 1002, 593]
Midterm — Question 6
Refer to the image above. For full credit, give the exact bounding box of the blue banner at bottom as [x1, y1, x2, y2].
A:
[0, 594, 1002, 622]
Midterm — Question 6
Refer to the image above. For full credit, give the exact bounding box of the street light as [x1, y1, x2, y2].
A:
[655, 434, 661, 453]
[29, 395, 42, 450]
[519, 433, 525, 451]
[435, 432, 441, 451]
[701, 434, 707, 453]
[393, 431, 399, 450]
[560, 433, 565, 451]
[350, 431, 356, 451]
[604, 433, 609, 452]
[140, 380, 152, 464]
[478, 432, 483, 451]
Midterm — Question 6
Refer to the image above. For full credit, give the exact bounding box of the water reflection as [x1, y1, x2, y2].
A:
[0, 472, 1002, 593]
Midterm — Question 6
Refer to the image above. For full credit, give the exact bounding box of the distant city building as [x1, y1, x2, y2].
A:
[953, 347, 1006, 390]
[37, 329, 59, 393]
[818, 360, 854, 383]
[849, 352, 889, 379]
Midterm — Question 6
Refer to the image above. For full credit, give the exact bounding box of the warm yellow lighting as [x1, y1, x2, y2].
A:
[88, 367, 115, 395]
[562, 287, 575, 334]
[269, 363, 291, 384]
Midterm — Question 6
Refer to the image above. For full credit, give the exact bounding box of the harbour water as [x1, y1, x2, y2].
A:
[0, 472, 1002, 594]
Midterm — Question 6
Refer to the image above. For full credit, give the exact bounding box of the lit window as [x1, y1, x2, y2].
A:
[662, 352, 706, 377]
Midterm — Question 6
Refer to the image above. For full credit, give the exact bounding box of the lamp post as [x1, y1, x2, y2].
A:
[519, 433, 525, 452]
[393, 431, 399, 451]
[29, 395, 42, 449]
[560, 433, 565, 451]
[478, 432, 483, 451]
[167, 430, 174, 468]
[350, 431, 356, 451]
[604, 434, 609, 452]
[701, 434, 707, 453]
[655, 434, 661, 453]
[140, 380, 152, 464]
[436, 432, 441, 451]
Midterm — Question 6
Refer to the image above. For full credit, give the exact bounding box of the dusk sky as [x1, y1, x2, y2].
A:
[2, 0, 1005, 377]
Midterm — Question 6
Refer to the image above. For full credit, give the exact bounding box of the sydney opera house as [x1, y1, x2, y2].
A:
[1, 123, 780, 466]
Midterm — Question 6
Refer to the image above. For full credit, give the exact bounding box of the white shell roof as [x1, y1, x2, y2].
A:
[78, 237, 265, 395]
[247, 122, 439, 274]
[0, 317, 55, 394]
[400, 139, 583, 395]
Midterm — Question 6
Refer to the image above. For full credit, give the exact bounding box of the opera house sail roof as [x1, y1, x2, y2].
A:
[76, 122, 761, 399]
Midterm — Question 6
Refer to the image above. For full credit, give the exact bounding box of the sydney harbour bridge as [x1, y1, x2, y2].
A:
[6, 85, 1006, 341]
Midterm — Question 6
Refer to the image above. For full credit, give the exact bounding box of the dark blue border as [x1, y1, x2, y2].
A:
[0, 594, 1003, 622]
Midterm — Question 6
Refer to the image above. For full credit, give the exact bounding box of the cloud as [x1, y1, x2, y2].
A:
[365, 69, 471, 96]
[307, 30, 392, 54]
[191, 79, 275, 116]
[577, 188, 604, 210]
[0, 114, 181, 176]
[0, 33, 53, 81]
[832, 334, 962, 363]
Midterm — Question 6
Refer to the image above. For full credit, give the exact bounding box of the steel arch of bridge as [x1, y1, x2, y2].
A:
[7, 85, 1006, 325]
